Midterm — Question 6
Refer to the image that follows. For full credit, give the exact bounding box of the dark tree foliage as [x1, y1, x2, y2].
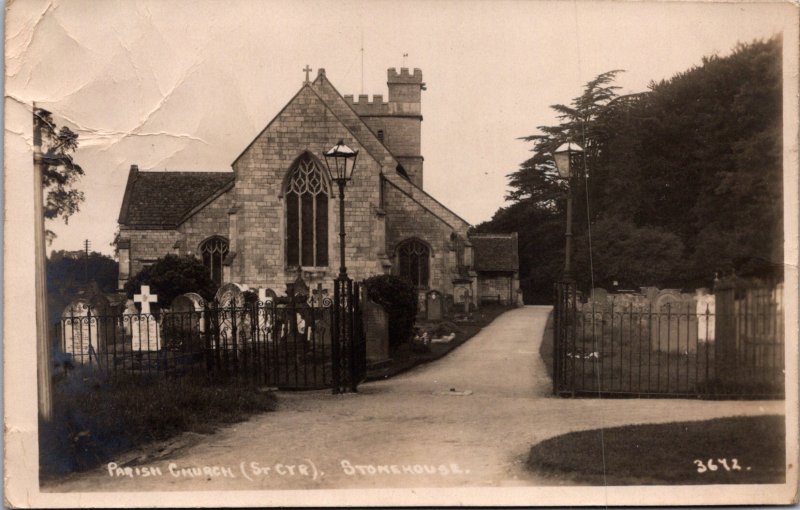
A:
[35, 109, 85, 239]
[47, 250, 119, 324]
[123, 255, 218, 308]
[363, 274, 418, 350]
[477, 37, 782, 301]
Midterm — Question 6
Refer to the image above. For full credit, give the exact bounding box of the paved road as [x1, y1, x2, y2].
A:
[47, 306, 783, 492]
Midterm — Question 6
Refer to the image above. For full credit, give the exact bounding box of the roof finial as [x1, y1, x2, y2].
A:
[303, 65, 312, 84]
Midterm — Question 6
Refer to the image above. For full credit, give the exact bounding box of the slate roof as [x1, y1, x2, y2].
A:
[470, 233, 519, 273]
[118, 167, 234, 228]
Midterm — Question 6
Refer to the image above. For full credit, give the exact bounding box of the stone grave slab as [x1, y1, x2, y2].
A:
[61, 299, 100, 364]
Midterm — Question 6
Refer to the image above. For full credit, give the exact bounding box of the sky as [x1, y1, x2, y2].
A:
[5, 0, 793, 256]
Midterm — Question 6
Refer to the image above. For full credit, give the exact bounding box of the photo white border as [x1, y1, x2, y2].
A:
[3, 1, 798, 506]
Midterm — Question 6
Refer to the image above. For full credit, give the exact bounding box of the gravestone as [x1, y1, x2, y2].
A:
[695, 288, 715, 343]
[589, 288, 609, 309]
[61, 299, 101, 364]
[214, 283, 251, 347]
[454, 285, 473, 315]
[130, 286, 161, 351]
[417, 290, 427, 317]
[165, 293, 205, 351]
[650, 290, 698, 353]
[254, 288, 279, 341]
[426, 290, 443, 321]
[258, 288, 277, 304]
[640, 286, 661, 304]
[611, 293, 636, 311]
[363, 299, 389, 363]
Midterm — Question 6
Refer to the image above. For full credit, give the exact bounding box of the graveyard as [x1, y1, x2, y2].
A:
[42, 305, 784, 491]
[551, 279, 784, 399]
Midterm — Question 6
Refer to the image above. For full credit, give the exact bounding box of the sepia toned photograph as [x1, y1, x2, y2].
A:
[3, 0, 798, 507]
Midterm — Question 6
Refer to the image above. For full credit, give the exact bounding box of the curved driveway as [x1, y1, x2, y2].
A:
[48, 306, 783, 491]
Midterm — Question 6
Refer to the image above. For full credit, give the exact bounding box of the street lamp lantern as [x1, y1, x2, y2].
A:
[551, 141, 583, 282]
[552, 141, 583, 179]
[323, 139, 359, 184]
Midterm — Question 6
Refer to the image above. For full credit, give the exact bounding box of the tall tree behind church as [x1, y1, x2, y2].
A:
[476, 37, 782, 301]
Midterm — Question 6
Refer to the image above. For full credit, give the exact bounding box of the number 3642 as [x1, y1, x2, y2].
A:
[693, 458, 745, 473]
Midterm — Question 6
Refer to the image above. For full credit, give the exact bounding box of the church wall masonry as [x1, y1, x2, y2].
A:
[231, 85, 385, 292]
[124, 229, 180, 277]
[384, 181, 455, 295]
[178, 188, 234, 256]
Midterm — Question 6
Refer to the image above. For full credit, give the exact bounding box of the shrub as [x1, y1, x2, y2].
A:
[363, 274, 418, 350]
[123, 254, 218, 308]
[40, 367, 277, 477]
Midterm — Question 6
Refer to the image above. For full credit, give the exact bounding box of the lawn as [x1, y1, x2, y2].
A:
[40, 369, 277, 479]
[366, 304, 513, 380]
[527, 415, 786, 485]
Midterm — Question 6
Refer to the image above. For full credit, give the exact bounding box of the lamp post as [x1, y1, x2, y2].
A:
[323, 139, 359, 280]
[323, 139, 359, 393]
[551, 141, 583, 396]
[553, 141, 584, 281]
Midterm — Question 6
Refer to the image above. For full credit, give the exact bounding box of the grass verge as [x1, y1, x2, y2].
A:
[40, 369, 277, 479]
[527, 415, 785, 485]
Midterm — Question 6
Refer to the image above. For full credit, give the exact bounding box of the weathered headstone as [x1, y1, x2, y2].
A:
[165, 293, 205, 351]
[255, 288, 277, 341]
[650, 290, 698, 353]
[426, 290, 443, 321]
[214, 283, 251, 347]
[363, 299, 390, 363]
[695, 288, 715, 343]
[417, 290, 427, 317]
[258, 288, 277, 304]
[61, 299, 100, 364]
[589, 288, 609, 309]
[640, 286, 660, 304]
[454, 285, 473, 315]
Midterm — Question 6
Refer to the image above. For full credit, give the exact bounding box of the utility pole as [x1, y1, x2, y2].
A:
[84, 239, 91, 284]
[33, 103, 52, 421]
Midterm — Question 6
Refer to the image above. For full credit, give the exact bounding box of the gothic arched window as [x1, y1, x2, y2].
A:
[396, 239, 430, 288]
[286, 155, 329, 267]
[199, 236, 229, 286]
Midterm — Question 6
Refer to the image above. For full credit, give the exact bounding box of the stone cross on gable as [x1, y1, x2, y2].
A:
[303, 65, 312, 84]
[134, 285, 158, 314]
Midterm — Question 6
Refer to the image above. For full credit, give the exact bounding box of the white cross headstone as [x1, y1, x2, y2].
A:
[134, 285, 158, 315]
[131, 286, 160, 351]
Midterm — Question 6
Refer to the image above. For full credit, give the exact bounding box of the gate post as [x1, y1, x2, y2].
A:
[553, 279, 577, 396]
[332, 275, 366, 394]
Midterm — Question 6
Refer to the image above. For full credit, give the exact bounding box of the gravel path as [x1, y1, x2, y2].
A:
[46, 306, 783, 492]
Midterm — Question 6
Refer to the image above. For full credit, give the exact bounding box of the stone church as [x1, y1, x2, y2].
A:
[116, 67, 520, 309]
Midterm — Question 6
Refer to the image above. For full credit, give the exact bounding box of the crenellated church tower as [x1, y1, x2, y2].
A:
[344, 68, 426, 188]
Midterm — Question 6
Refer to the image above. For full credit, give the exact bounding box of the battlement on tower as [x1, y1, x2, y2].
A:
[388, 67, 424, 84]
[343, 67, 425, 188]
[343, 94, 390, 115]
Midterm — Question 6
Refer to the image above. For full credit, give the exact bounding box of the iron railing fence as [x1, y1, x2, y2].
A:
[56, 286, 366, 391]
[553, 281, 784, 399]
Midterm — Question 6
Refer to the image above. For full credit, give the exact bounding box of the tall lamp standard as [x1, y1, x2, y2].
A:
[553, 142, 584, 282]
[323, 139, 359, 393]
[323, 139, 359, 280]
[552, 141, 583, 396]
